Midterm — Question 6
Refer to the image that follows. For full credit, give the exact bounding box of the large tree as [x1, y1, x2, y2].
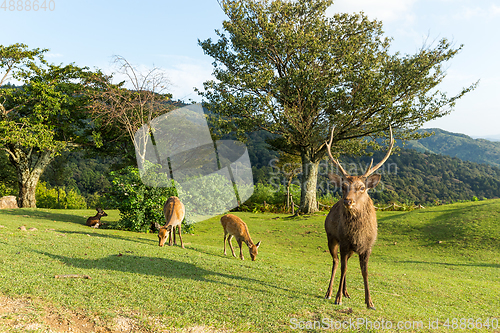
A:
[198, 0, 476, 213]
[0, 43, 95, 207]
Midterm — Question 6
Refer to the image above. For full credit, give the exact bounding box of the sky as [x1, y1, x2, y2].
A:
[1, 0, 499, 138]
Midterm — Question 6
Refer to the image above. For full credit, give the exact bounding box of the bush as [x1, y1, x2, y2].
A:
[106, 166, 179, 232]
[238, 183, 300, 213]
[36, 182, 87, 209]
[0, 183, 16, 197]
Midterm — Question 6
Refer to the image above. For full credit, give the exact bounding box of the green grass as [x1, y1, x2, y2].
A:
[0, 201, 499, 332]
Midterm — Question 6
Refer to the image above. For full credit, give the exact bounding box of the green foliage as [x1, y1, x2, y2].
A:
[239, 183, 301, 213]
[361, 149, 500, 205]
[246, 127, 500, 206]
[1, 43, 100, 207]
[35, 181, 87, 209]
[199, 0, 476, 213]
[0, 151, 16, 196]
[40, 150, 115, 208]
[406, 128, 500, 168]
[177, 173, 239, 217]
[107, 166, 177, 232]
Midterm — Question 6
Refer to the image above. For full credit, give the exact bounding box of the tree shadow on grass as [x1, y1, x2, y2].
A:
[35, 250, 309, 297]
[0, 209, 93, 226]
[397, 260, 500, 269]
[52, 230, 156, 246]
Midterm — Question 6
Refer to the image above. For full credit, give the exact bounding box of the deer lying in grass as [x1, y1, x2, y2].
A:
[324, 126, 394, 309]
[221, 214, 261, 261]
[86, 208, 108, 228]
[155, 196, 185, 248]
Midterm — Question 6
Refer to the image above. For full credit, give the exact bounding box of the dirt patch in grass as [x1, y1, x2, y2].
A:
[0, 295, 232, 332]
[0, 295, 144, 332]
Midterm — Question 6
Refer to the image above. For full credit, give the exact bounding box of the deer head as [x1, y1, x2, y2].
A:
[96, 208, 108, 218]
[249, 241, 261, 261]
[158, 226, 169, 247]
[326, 126, 394, 213]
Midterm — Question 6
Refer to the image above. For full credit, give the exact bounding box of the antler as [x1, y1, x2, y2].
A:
[325, 126, 349, 178]
[362, 125, 394, 177]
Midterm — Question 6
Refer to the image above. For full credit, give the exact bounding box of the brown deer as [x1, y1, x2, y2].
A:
[155, 196, 185, 248]
[221, 214, 261, 261]
[86, 208, 108, 228]
[324, 126, 393, 310]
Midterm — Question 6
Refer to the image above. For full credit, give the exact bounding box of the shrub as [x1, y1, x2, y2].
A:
[36, 182, 87, 209]
[0, 183, 16, 197]
[106, 166, 179, 232]
[238, 183, 300, 213]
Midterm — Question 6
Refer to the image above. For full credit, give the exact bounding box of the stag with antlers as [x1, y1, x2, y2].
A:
[323, 126, 394, 309]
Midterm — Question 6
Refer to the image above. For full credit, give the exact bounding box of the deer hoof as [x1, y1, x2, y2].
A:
[324, 295, 331, 300]
[368, 306, 376, 310]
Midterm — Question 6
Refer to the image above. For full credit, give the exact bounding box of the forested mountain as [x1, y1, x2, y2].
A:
[404, 128, 500, 168]
[2, 127, 500, 208]
[244, 130, 500, 205]
[342, 150, 500, 204]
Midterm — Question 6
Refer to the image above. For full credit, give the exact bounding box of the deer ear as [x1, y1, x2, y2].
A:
[328, 173, 343, 188]
[366, 174, 381, 189]
[255, 241, 261, 248]
[153, 222, 161, 231]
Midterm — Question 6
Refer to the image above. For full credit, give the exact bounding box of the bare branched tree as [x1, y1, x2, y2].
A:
[87, 56, 177, 164]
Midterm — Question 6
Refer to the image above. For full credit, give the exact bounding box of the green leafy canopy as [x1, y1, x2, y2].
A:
[199, 0, 477, 160]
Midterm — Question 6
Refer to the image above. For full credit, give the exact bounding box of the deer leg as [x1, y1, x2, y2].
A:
[173, 226, 177, 245]
[168, 229, 173, 246]
[335, 249, 352, 305]
[237, 239, 244, 260]
[359, 251, 375, 309]
[325, 238, 339, 299]
[223, 232, 228, 255]
[227, 235, 236, 257]
[343, 251, 353, 299]
[177, 225, 184, 249]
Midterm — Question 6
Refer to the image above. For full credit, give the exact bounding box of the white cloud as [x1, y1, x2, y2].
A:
[449, 2, 500, 20]
[46, 53, 64, 58]
[100, 55, 213, 102]
[164, 61, 213, 102]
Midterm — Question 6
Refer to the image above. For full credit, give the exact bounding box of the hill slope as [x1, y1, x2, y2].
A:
[1, 203, 499, 332]
[405, 128, 500, 167]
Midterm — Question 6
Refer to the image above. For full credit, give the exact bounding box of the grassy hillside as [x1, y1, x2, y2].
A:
[0, 202, 499, 332]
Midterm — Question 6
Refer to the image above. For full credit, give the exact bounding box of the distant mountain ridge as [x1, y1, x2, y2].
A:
[471, 134, 500, 142]
[404, 128, 500, 168]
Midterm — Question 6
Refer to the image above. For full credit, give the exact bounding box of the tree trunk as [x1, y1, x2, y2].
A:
[18, 175, 40, 208]
[299, 151, 320, 214]
[6, 144, 55, 208]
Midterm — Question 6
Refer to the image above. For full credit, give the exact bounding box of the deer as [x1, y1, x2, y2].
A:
[323, 125, 394, 310]
[221, 214, 261, 261]
[86, 208, 108, 228]
[154, 196, 185, 248]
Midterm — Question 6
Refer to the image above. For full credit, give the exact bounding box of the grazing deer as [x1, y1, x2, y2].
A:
[86, 208, 108, 228]
[221, 214, 261, 261]
[324, 126, 394, 309]
[154, 196, 185, 248]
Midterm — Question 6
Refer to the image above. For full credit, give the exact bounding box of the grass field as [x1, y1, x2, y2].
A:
[0, 200, 499, 332]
